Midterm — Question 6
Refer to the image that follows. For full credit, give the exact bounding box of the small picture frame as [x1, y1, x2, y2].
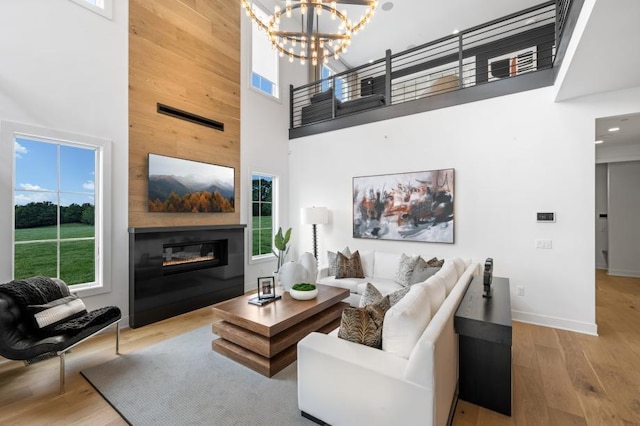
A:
[258, 276, 276, 300]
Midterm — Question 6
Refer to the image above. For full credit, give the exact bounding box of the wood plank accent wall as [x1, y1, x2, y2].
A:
[129, 0, 240, 227]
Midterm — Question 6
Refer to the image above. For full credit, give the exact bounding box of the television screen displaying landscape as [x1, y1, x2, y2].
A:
[148, 153, 235, 213]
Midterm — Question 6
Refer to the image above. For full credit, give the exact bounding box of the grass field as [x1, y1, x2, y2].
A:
[252, 216, 273, 257]
[14, 224, 95, 285]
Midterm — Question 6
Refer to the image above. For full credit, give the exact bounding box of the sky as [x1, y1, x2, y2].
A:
[14, 138, 95, 207]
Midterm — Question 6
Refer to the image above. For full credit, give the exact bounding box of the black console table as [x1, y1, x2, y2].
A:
[454, 275, 512, 416]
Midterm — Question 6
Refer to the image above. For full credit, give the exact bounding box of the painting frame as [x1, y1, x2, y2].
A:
[352, 168, 455, 243]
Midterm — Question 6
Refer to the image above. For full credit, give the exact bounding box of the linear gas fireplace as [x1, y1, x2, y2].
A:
[162, 239, 228, 274]
[129, 225, 245, 328]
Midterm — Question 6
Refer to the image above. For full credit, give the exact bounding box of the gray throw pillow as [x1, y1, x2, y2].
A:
[359, 282, 410, 308]
[409, 257, 442, 285]
[394, 253, 420, 287]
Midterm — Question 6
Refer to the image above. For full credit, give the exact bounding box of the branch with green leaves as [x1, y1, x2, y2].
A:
[273, 226, 292, 272]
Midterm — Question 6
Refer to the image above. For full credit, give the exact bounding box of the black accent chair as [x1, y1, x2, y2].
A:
[0, 276, 121, 394]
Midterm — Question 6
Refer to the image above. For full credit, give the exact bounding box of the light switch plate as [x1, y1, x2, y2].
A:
[537, 212, 555, 222]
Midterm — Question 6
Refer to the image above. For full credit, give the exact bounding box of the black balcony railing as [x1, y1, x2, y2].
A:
[290, 1, 576, 136]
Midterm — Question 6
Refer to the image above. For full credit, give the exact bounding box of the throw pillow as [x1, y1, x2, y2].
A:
[394, 253, 419, 287]
[408, 256, 442, 285]
[335, 250, 365, 279]
[359, 282, 410, 308]
[426, 257, 445, 267]
[328, 246, 351, 276]
[28, 295, 87, 329]
[338, 295, 390, 348]
[311, 87, 334, 103]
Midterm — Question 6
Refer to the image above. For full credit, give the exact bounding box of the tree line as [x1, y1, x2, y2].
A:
[149, 190, 234, 213]
[15, 201, 95, 229]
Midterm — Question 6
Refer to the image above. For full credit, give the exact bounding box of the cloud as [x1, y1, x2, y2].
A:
[83, 181, 95, 190]
[14, 142, 28, 159]
[19, 183, 49, 191]
[14, 192, 55, 206]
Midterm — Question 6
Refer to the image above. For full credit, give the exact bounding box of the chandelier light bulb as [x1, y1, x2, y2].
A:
[292, 38, 297, 46]
[286, 6, 292, 17]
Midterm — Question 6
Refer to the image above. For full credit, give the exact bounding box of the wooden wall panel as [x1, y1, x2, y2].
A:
[129, 0, 240, 227]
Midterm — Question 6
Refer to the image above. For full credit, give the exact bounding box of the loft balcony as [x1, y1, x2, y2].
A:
[289, 0, 581, 139]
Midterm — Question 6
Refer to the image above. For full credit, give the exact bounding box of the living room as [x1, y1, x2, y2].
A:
[1, 0, 640, 424]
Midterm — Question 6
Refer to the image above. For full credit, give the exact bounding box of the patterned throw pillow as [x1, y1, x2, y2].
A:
[394, 253, 420, 287]
[338, 295, 390, 348]
[426, 257, 445, 267]
[409, 257, 442, 285]
[359, 282, 410, 308]
[327, 247, 351, 276]
[335, 250, 365, 279]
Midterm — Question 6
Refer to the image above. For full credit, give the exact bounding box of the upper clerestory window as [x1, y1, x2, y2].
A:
[69, 0, 113, 20]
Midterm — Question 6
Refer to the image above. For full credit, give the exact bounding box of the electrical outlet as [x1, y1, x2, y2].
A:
[535, 239, 552, 249]
[517, 286, 525, 296]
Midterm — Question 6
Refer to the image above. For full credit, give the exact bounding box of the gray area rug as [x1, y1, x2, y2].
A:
[81, 326, 316, 426]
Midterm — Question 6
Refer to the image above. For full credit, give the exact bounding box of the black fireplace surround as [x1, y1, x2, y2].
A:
[129, 225, 245, 328]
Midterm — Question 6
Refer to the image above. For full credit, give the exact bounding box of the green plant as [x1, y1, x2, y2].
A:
[273, 226, 292, 272]
[291, 283, 316, 291]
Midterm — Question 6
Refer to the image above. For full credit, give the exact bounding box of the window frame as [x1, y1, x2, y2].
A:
[249, 170, 278, 263]
[249, 2, 280, 101]
[68, 0, 113, 20]
[1, 121, 112, 297]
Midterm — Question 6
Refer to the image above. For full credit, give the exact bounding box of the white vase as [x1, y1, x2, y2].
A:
[277, 261, 306, 291]
[298, 252, 318, 283]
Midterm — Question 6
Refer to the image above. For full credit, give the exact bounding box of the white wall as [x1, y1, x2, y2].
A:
[594, 163, 608, 269]
[240, 13, 306, 292]
[607, 161, 640, 277]
[0, 1, 128, 314]
[289, 85, 640, 335]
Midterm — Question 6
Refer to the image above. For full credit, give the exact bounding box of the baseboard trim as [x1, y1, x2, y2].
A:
[512, 310, 598, 336]
[607, 269, 640, 278]
[301, 411, 330, 425]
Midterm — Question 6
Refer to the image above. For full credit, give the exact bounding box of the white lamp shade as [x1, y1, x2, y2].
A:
[301, 206, 329, 225]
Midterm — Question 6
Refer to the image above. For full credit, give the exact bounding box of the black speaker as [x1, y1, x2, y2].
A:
[483, 258, 493, 298]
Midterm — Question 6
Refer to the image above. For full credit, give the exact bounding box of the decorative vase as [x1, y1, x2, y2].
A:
[277, 261, 306, 291]
[298, 252, 318, 283]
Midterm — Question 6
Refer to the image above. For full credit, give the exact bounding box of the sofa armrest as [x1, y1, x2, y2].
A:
[317, 266, 330, 279]
[298, 332, 433, 426]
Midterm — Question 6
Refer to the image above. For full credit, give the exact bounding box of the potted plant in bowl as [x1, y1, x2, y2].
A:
[289, 283, 319, 300]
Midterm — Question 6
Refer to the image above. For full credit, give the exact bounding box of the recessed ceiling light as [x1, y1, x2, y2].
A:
[595, 140, 604, 144]
[368, 59, 374, 63]
[452, 29, 460, 35]
[608, 127, 620, 132]
[525, 18, 536, 25]
[381, 2, 394, 11]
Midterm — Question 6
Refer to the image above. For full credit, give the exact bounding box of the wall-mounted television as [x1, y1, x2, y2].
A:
[148, 153, 235, 213]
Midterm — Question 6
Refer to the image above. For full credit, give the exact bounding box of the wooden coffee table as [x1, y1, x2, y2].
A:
[211, 284, 349, 377]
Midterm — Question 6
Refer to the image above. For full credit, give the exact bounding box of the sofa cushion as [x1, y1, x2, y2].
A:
[382, 285, 432, 359]
[409, 256, 442, 285]
[395, 254, 420, 287]
[338, 295, 390, 349]
[359, 283, 409, 308]
[373, 252, 401, 281]
[317, 276, 367, 293]
[335, 251, 365, 279]
[435, 261, 458, 295]
[356, 278, 402, 297]
[28, 295, 87, 329]
[359, 250, 375, 277]
[449, 257, 466, 277]
[415, 275, 447, 318]
[311, 88, 334, 103]
[327, 247, 351, 276]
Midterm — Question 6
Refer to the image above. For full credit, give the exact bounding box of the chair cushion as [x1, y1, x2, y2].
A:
[28, 296, 87, 329]
[382, 285, 432, 359]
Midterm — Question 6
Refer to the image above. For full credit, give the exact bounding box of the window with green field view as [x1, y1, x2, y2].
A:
[14, 137, 98, 286]
[252, 173, 274, 259]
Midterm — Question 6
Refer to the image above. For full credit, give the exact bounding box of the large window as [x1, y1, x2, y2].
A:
[69, 0, 113, 19]
[321, 64, 347, 100]
[251, 173, 274, 259]
[251, 4, 279, 98]
[2, 121, 112, 294]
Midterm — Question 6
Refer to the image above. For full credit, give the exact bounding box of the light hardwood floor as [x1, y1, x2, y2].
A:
[1, 270, 638, 425]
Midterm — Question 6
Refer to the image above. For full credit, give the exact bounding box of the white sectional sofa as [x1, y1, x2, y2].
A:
[298, 252, 480, 426]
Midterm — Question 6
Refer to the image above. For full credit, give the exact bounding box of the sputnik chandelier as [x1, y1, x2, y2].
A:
[242, 0, 378, 66]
